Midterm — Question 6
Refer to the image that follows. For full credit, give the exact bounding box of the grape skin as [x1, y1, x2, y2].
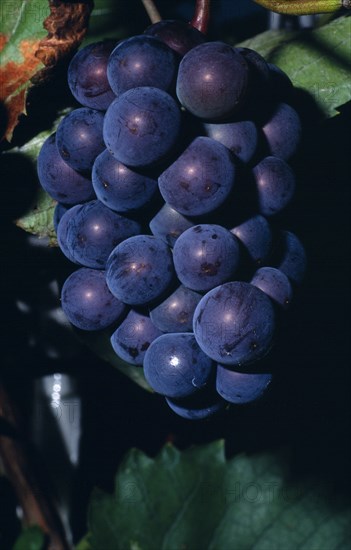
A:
[216, 366, 272, 404]
[262, 102, 302, 160]
[143, 333, 213, 399]
[106, 235, 174, 306]
[204, 120, 258, 164]
[107, 35, 178, 97]
[193, 281, 275, 367]
[57, 200, 141, 269]
[103, 87, 181, 167]
[61, 268, 126, 331]
[253, 156, 296, 216]
[56, 108, 105, 171]
[173, 224, 240, 292]
[149, 285, 202, 333]
[37, 133, 95, 205]
[176, 41, 249, 120]
[158, 136, 236, 216]
[110, 309, 162, 366]
[67, 40, 117, 110]
[278, 231, 307, 285]
[250, 267, 293, 309]
[231, 215, 272, 265]
[149, 203, 194, 247]
[92, 149, 157, 213]
[144, 19, 206, 56]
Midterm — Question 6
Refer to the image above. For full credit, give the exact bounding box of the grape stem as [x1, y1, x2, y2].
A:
[140, 0, 162, 23]
[190, 0, 211, 34]
[0, 383, 69, 550]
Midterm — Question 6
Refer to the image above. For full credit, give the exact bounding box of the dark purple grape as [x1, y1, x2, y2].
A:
[143, 333, 213, 398]
[231, 215, 272, 265]
[262, 102, 301, 160]
[149, 203, 194, 247]
[158, 137, 236, 216]
[165, 388, 225, 420]
[173, 224, 240, 292]
[253, 156, 295, 216]
[92, 149, 157, 212]
[216, 366, 272, 404]
[267, 63, 293, 100]
[103, 87, 181, 167]
[106, 235, 174, 305]
[53, 203, 71, 233]
[67, 40, 117, 110]
[56, 108, 105, 171]
[193, 282, 275, 367]
[37, 133, 95, 204]
[204, 120, 258, 164]
[61, 268, 126, 331]
[150, 285, 202, 333]
[251, 267, 293, 309]
[176, 42, 249, 120]
[236, 47, 270, 101]
[107, 35, 178, 97]
[277, 230, 307, 284]
[57, 200, 141, 268]
[110, 310, 162, 366]
[144, 19, 206, 56]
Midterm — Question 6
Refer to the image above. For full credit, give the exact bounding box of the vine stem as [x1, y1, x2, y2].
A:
[0, 383, 69, 550]
[140, 0, 162, 23]
[190, 0, 211, 34]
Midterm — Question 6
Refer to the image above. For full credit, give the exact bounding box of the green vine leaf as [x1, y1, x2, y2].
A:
[13, 526, 45, 550]
[0, 0, 93, 142]
[86, 441, 351, 550]
[239, 15, 351, 118]
[16, 187, 57, 244]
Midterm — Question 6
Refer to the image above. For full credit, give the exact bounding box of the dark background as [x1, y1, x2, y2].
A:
[0, 1, 350, 546]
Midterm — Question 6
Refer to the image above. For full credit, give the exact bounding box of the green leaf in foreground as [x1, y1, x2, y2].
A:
[240, 15, 351, 118]
[87, 441, 351, 550]
[16, 187, 57, 244]
[13, 526, 45, 550]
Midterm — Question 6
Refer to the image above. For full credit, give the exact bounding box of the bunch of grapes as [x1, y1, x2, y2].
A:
[37, 19, 306, 420]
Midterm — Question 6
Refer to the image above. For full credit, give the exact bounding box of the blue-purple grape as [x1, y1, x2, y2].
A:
[144, 19, 206, 56]
[56, 108, 105, 171]
[143, 333, 213, 398]
[193, 281, 275, 367]
[53, 203, 71, 233]
[267, 63, 293, 100]
[61, 268, 126, 330]
[165, 388, 224, 420]
[253, 156, 295, 216]
[110, 309, 162, 366]
[149, 203, 194, 247]
[57, 200, 141, 268]
[176, 41, 249, 119]
[277, 230, 307, 284]
[106, 235, 174, 305]
[204, 120, 258, 164]
[37, 133, 95, 204]
[158, 136, 236, 216]
[92, 149, 157, 212]
[107, 35, 178, 97]
[103, 87, 181, 167]
[231, 215, 272, 265]
[150, 285, 202, 333]
[67, 40, 117, 110]
[216, 366, 272, 404]
[262, 102, 301, 160]
[173, 224, 240, 292]
[251, 267, 293, 309]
